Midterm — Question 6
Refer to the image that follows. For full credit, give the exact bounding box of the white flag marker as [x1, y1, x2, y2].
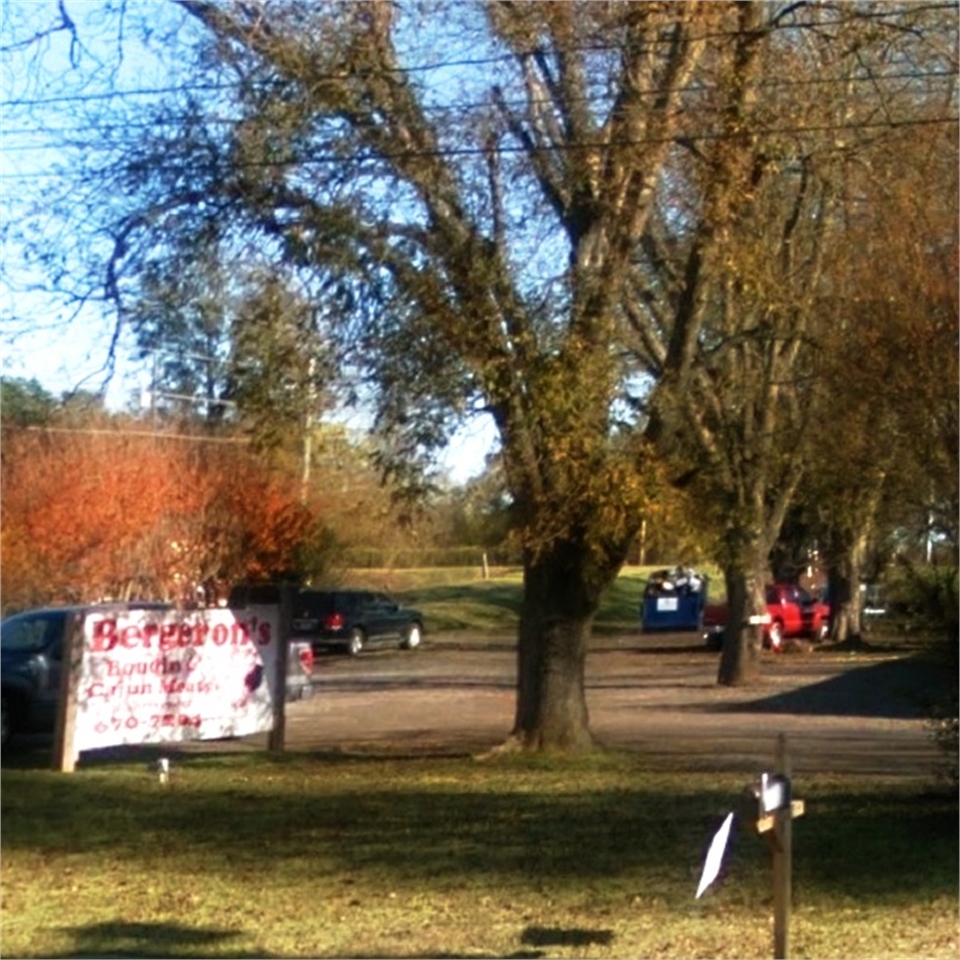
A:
[696, 812, 734, 898]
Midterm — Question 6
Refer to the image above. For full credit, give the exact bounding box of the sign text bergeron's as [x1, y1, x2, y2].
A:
[89, 615, 272, 652]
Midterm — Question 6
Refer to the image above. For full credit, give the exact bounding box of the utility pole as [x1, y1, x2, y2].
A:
[301, 356, 317, 504]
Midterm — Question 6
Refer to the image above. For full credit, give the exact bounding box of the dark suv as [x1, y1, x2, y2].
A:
[291, 590, 424, 656]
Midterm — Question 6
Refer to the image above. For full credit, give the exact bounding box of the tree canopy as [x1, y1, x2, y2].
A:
[3, 0, 956, 749]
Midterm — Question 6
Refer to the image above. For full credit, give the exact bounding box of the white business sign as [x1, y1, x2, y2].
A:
[73, 607, 281, 751]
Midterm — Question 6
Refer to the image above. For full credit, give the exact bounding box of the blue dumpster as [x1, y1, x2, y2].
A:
[641, 567, 707, 632]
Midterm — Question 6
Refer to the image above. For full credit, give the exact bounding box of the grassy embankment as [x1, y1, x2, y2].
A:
[342, 564, 724, 636]
[2, 566, 955, 959]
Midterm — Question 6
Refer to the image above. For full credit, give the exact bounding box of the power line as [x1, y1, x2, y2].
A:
[3, 62, 955, 114]
[14, 424, 250, 444]
[0, 113, 954, 183]
[3, 71, 957, 154]
[4, 0, 955, 75]
[2, 0, 955, 111]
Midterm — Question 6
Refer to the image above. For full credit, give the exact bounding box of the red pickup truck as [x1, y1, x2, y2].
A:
[704, 583, 830, 651]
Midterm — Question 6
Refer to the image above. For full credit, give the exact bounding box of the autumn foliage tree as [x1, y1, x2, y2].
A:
[804, 117, 958, 640]
[0, 424, 318, 612]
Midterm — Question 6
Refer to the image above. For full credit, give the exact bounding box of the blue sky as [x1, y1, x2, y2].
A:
[0, 2, 496, 481]
[2, 3, 182, 405]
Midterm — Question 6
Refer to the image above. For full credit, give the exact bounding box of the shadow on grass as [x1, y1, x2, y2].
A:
[2, 752, 957, 908]
[520, 926, 615, 948]
[0, 737, 267, 772]
[50, 920, 261, 959]
[334, 940, 613, 960]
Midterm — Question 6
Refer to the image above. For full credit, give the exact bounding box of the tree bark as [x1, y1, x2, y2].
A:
[822, 470, 885, 643]
[717, 564, 764, 686]
[511, 542, 609, 752]
[827, 523, 870, 644]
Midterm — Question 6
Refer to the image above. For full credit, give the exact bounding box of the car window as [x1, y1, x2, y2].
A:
[295, 592, 334, 617]
[229, 584, 282, 606]
[343, 592, 370, 610]
[1, 612, 66, 656]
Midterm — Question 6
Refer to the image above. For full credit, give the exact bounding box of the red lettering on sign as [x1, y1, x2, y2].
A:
[232, 619, 251, 647]
[119, 625, 142, 649]
[90, 619, 118, 652]
[162, 622, 181, 650]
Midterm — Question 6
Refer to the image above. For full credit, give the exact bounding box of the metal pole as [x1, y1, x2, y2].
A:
[301, 355, 317, 504]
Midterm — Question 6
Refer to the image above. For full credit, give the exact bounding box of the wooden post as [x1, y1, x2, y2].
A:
[755, 736, 804, 959]
[52, 613, 83, 773]
[268, 586, 293, 753]
[772, 733, 792, 960]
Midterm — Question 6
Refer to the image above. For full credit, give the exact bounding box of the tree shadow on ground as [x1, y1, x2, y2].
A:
[335, 927, 616, 959]
[519, 926, 615, 948]
[707, 653, 949, 720]
[49, 920, 263, 958]
[0, 737, 269, 771]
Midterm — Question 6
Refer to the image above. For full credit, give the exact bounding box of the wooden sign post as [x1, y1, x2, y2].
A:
[268, 585, 294, 753]
[755, 734, 804, 960]
[52, 613, 84, 773]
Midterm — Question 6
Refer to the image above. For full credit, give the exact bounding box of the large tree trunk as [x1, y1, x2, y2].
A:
[716, 564, 765, 685]
[511, 541, 612, 752]
[826, 524, 871, 644]
[716, 518, 776, 686]
[824, 477, 884, 643]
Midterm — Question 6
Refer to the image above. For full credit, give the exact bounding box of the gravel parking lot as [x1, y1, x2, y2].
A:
[271, 632, 946, 779]
[21, 630, 941, 779]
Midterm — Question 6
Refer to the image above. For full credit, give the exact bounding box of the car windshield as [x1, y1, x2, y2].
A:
[0, 613, 64, 654]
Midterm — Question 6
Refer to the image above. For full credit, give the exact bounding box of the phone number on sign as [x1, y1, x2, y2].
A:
[93, 714, 202, 735]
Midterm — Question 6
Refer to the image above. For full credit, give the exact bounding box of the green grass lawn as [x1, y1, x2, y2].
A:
[3, 565, 954, 958]
[1, 751, 956, 959]
[347, 564, 723, 635]
[357, 565, 927, 654]
[343, 565, 526, 632]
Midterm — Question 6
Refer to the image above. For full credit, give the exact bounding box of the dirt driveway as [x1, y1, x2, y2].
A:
[271, 632, 947, 779]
